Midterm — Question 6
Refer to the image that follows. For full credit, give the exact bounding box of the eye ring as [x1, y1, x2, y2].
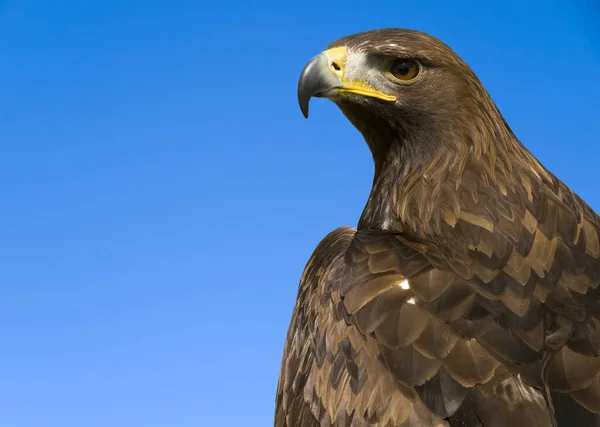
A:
[387, 59, 421, 83]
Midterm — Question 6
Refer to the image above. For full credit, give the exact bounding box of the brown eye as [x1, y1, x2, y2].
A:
[389, 60, 420, 81]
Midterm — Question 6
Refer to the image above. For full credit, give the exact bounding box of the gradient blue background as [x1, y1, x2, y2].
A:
[1, 1, 598, 426]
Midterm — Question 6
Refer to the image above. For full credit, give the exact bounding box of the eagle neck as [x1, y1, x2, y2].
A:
[358, 132, 451, 233]
[357, 109, 549, 237]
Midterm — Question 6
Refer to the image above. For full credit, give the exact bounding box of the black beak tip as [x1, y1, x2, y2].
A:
[299, 100, 310, 119]
[297, 73, 312, 119]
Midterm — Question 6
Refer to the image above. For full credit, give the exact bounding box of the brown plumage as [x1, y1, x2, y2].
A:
[275, 28, 600, 426]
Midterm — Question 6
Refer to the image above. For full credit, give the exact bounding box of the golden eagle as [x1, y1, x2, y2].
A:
[274, 28, 600, 427]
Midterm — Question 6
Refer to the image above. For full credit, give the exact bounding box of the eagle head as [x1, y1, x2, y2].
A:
[298, 29, 503, 158]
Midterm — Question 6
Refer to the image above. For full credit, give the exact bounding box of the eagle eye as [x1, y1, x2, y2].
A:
[388, 60, 421, 82]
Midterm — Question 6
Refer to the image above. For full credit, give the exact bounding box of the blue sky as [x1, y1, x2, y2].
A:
[0, 1, 598, 426]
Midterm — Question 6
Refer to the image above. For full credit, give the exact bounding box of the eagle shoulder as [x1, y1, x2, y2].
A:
[275, 226, 355, 427]
[275, 227, 452, 426]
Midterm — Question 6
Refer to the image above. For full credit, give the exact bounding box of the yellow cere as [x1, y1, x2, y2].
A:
[323, 47, 397, 102]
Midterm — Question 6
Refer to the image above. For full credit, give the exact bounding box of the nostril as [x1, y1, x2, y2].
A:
[331, 62, 341, 71]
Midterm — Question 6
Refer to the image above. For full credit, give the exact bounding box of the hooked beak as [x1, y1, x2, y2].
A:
[297, 46, 396, 118]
